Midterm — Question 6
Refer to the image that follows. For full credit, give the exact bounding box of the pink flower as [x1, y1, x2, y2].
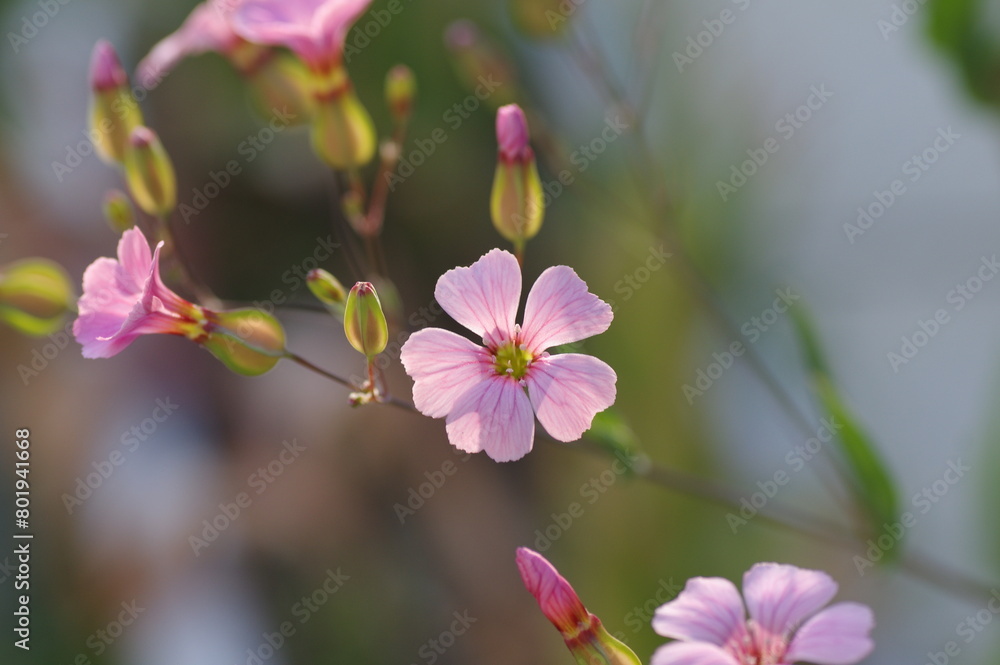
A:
[136, 0, 253, 89]
[399, 249, 616, 462]
[74, 228, 208, 359]
[652, 563, 875, 665]
[231, 0, 373, 71]
[496, 104, 531, 162]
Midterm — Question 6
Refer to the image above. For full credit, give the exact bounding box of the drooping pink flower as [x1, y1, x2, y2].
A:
[231, 0, 373, 71]
[399, 249, 616, 462]
[73, 228, 209, 359]
[136, 0, 259, 89]
[652, 563, 875, 665]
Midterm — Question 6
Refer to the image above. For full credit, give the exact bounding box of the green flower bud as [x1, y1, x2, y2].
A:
[385, 65, 417, 125]
[490, 106, 544, 249]
[102, 189, 135, 234]
[202, 309, 286, 376]
[307, 269, 347, 308]
[89, 40, 144, 164]
[310, 66, 376, 169]
[124, 127, 177, 218]
[0, 259, 74, 336]
[344, 282, 388, 360]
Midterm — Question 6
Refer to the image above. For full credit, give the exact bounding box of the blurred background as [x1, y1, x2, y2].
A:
[2, 0, 1000, 663]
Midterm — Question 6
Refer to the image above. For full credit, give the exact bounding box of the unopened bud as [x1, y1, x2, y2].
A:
[102, 189, 135, 233]
[385, 65, 416, 125]
[307, 269, 347, 307]
[344, 282, 388, 360]
[310, 67, 376, 169]
[491, 106, 544, 247]
[516, 548, 642, 665]
[124, 127, 177, 218]
[0, 259, 74, 336]
[248, 52, 313, 124]
[444, 20, 519, 108]
[203, 309, 286, 376]
[89, 40, 144, 164]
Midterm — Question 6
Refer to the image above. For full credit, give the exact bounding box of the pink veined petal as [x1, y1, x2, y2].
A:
[315, 0, 374, 53]
[146, 244, 196, 314]
[445, 375, 534, 462]
[784, 602, 875, 665]
[742, 563, 839, 639]
[434, 249, 521, 349]
[520, 265, 612, 353]
[77, 257, 136, 318]
[650, 642, 741, 665]
[400, 328, 493, 418]
[115, 228, 155, 294]
[525, 353, 616, 442]
[515, 548, 590, 636]
[74, 309, 133, 358]
[653, 577, 747, 647]
[233, 0, 370, 67]
[136, 1, 242, 88]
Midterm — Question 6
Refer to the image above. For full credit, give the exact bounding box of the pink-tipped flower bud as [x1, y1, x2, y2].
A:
[344, 282, 388, 360]
[89, 40, 144, 164]
[491, 106, 544, 249]
[385, 64, 417, 125]
[307, 269, 347, 309]
[90, 40, 128, 92]
[515, 548, 642, 665]
[0, 259, 74, 337]
[309, 66, 377, 169]
[102, 189, 135, 234]
[496, 104, 531, 163]
[124, 127, 177, 218]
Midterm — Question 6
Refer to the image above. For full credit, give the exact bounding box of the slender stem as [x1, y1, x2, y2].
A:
[284, 350, 353, 388]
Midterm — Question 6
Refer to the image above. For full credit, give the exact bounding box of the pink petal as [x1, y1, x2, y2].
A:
[117, 228, 154, 290]
[742, 563, 838, 638]
[520, 265, 612, 353]
[653, 577, 747, 647]
[77, 257, 136, 318]
[137, 1, 243, 88]
[400, 328, 493, 418]
[785, 602, 875, 665]
[74, 309, 134, 358]
[146, 244, 195, 314]
[434, 249, 521, 349]
[445, 375, 534, 462]
[515, 548, 590, 636]
[526, 353, 616, 442]
[651, 642, 741, 665]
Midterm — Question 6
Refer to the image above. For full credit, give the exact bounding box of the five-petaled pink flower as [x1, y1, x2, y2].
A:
[74, 228, 209, 358]
[399, 249, 616, 462]
[232, 0, 373, 72]
[652, 563, 875, 665]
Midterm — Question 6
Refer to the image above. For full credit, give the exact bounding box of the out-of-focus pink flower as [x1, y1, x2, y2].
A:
[400, 249, 616, 462]
[137, 0, 263, 89]
[231, 0, 373, 71]
[516, 548, 641, 665]
[496, 104, 531, 162]
[652, 563, 875, 665]
[73, 228, 208, 358]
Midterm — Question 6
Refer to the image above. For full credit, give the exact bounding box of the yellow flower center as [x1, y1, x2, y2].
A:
[493, 342, 534, 380]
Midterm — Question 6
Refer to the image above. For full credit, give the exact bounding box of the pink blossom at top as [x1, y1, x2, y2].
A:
[496, 104, 531, 162]
[231, 0, 373, 71]
[90, 40, 128, 92]
[652, 563, 875, 665]
[136, 0, 247, 89]
[399, 249, 616, 462]
[74, 228, 208, 359]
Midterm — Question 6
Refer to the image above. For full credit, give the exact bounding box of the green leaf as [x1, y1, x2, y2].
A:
[790, 306, 900, 552]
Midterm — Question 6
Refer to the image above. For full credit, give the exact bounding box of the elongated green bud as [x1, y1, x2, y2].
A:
[307, 269, 347, 307]
[89, 40, 144, 164]
[0, 259, 74, 336]
[491, 105, 544, 249]
[124, 127, 177, 218]
[344, 282, 388, 360]
[202, 309, 286, 376]
[385, 65, 417, 126]
[103, 189, 135, 233]
[310, 66, 376, 169]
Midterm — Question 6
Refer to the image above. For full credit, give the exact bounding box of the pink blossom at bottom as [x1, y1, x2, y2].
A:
[652, 563, 875, 665]
[400, 249, 616, 462]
